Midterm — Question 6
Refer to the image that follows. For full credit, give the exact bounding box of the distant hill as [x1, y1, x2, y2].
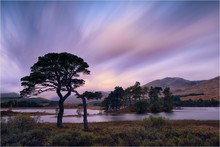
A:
[0, 92, 20, 98]
[144, 77, 204, 93]
[144, 76, 219, 100]
[175, 76, 219, 100]
[1, 95, 58, 107]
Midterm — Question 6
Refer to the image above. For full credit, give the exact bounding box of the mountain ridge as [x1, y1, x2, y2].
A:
[143, 76, 219, 100]
[0, 92, 20, 98]
[1, 76, 219, 102]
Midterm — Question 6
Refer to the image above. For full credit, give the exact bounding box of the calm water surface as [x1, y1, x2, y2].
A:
[2, 107, 219, 123]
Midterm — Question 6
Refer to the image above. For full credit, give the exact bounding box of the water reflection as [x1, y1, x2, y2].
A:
[1, 107, 219, 123]
[11, 108, 101, 115]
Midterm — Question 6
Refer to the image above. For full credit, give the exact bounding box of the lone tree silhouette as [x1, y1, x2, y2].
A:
[20, 52, 90, 128]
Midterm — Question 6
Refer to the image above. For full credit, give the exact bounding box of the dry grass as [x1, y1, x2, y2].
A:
[2, 116, 219, 146]
[38, 120, 219, 134]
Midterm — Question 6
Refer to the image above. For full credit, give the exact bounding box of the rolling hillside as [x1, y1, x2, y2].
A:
[0, 93, 58, 107]
[175, 76, 219, 100]
[144, 76, 219, 100]
[0, 92, 20, 98]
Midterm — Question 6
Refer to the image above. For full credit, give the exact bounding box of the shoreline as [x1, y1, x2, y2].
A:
[0, 105, 104, 110]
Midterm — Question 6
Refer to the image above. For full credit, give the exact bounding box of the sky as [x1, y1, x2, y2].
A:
[0, 1, 219, 98]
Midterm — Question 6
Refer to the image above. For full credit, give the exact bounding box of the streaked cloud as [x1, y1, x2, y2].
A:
[0, 1, 219, 97]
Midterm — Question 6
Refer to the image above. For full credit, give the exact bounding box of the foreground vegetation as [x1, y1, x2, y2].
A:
[1, 115, 219, 146]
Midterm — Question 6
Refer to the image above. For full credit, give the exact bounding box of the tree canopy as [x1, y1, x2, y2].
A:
[20, 52, 90, 128]
[21, 52, 90, 98]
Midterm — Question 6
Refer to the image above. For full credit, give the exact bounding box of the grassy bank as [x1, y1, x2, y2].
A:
[1, 115, 219, 146]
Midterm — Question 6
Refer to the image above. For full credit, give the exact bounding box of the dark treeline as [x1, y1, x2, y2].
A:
[101, 82, 173, 113]
[174, 97, 219, 107]
[1, 99, 58, 108]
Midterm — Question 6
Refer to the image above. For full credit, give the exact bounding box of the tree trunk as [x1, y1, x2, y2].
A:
[82, 97, 89, 131]
[56, 88, 71, 128]
[57, 99, 64, 128]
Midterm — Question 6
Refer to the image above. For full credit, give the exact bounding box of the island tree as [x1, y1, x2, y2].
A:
[104, 87, 124, 111]
[163, 87, 173, 112]
[113, 87, 124, 110]
[131, 81, 142, 102]
[149, 87, 162, 112]
[124, 86, 133, 107]
[20, 52, 90, 128]
[104, 91, 115, 111]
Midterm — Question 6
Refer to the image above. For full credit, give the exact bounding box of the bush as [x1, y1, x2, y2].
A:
[20, 129, 48, 146]
[1, 115, 47, 146]
[51, 130, 94, 146]
[6, 114, 38, 132]
[109, 128, 143, 146]
[94, 135, 115, 146]
[142, 139, 163, 146]
[142, 116, 168, 128]
[51, 131, 72, 146]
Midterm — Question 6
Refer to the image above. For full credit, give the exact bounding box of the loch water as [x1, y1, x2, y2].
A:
[2, 107, 219, 123]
